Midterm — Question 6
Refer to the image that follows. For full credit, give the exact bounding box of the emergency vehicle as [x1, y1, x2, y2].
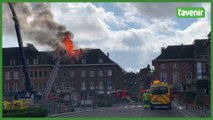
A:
[150, 80, 171, 109]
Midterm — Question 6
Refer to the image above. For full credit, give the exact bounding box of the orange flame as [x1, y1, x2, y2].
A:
[63, 32, 80, 59]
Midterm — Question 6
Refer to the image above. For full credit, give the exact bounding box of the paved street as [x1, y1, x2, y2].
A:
[54, 102, 188, 118]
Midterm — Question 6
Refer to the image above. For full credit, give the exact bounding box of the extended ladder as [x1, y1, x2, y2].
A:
[43, 56, 62, 99]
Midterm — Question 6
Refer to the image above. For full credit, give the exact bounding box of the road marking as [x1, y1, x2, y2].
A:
[137, 105, 142, 107]
[114, 105, 144, 109]
[124, 106, 129, 108]
[130, 105, 136, 108]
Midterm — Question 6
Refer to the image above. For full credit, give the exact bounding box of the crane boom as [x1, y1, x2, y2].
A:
[8, 3, 33, 93]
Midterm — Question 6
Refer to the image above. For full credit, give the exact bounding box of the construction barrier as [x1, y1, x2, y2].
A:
[3, 101, 12, 110]
[3, 99, 29, 110]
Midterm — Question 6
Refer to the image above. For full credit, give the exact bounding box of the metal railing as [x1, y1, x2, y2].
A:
[186, 104, 210, 117]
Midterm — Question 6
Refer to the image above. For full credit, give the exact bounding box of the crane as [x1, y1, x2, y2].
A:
[8, 3, 33, 97]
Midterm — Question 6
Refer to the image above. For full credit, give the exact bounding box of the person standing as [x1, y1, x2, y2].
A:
[143, 91, 150, 109]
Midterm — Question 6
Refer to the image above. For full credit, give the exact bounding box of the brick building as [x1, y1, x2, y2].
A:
[3, 44, 125, 101]
[152, 39, 208, 92]
[204, 32, 211, 81]
[124, 65, 151, 101]
[3, 44, 53, 95]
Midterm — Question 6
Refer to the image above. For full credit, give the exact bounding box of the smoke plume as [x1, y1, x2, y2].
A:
[3, 3, 74, 50]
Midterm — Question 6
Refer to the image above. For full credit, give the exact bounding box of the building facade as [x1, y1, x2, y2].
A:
[124, 65, 151, 101]
[152, 39, 208, 93]
[3, 44, 125, 101]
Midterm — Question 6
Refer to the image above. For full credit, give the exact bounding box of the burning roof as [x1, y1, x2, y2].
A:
[63, 31, 81, 59]
[3, 45, 116, 66]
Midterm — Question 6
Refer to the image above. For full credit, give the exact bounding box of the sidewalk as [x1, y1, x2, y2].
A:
[48, 105, 112, 117]
[172, 98, 210, 118]
[48, 106, 95, 117]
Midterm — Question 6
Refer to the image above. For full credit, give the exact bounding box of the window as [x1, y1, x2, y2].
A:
[55, 83, 59, 90]
[10, 60, 13, 65]
[44, 83, 46, 89]
[98, 70, 103, 77]
[81, 82, 86, 90]
[202, 63, 207, 73]
[33, 59, 39, 65]
[81, 71, 86, 77]
[197, 62, 202, 79]
[99, 58, 103, 63]
[173, 72, 179, 84]
[98, 81, 103, 89]
[173, 63, 178, 69]
[70, 70, 75, 77]
[90, 80, 94, 89]
[5, 71, 10, 80]
[107, 81, 112, 89]
[151, 86, 168, 95]
[44, 71, 47, 77]
[160, 72, 167, 81]
[26, 59, 29, 65]
[186, 62, 191, 68]
[29, 71, 34, 78]
[107, 70, 112, 76]
[33, 83, 38, 90]
[186, 72, 192, 80]
[13, 83, 18, 92]
[62, 82, 67, 90]
[161, 64, 165, 69]
[90, 71, 95, 77]
[10, 59, 16, 65]
[34, 71, 38, 78]
[4, 83, 10, 92]
[39, 83, 43, 90]
[39, 71, 42, 77]
[81, 59, 86, 64]
[13, 71, 19, 79]
[62, 70, 67, 77]
[70, 81, 75, 88]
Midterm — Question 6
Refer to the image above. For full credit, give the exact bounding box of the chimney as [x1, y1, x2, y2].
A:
[147, 64, 150, 69]
[161, 47, 165, 53]
[107, 52, 109, 57]
[26, 43, 37, 51]
[181, 43, 184, 52]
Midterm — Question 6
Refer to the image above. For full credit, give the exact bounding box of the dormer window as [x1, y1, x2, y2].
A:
[26, 59, 29, 65]
[10, 59, 16, 65]
[81, 59, 86, 64]
[33, 59, 38, 65]
[99, 58, 103, 63]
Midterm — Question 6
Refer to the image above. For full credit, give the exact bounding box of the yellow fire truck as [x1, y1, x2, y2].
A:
[150, 80, 171, 109]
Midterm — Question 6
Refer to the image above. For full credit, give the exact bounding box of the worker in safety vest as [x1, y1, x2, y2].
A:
[143, 91, 150, 109]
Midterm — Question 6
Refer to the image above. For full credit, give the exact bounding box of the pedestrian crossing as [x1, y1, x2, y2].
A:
[112, 105, 143, 109]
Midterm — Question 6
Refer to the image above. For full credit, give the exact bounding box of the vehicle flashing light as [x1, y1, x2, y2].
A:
[153, 80, 160, 84]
